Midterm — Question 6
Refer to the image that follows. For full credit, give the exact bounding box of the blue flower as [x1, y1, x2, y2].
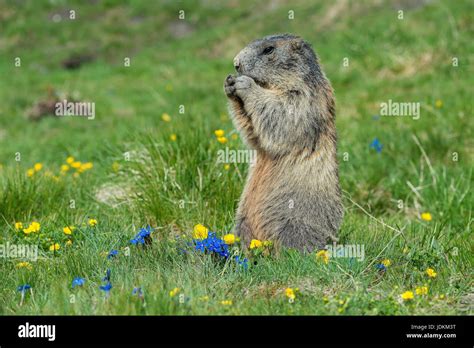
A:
[375, 263, 387, 271]
[235, 255, 249, 270]
[194, 232, 229, 258]
[99, 282, 112, 292]
[72, 277, 85, 288]
[17, 284, 31, 293]
[132, 287, 143, 297]
[370, 138, 383, 153]
[102, 269, 111, 282]
[107, 249, 118, 259]
[130, 226, 153, 245]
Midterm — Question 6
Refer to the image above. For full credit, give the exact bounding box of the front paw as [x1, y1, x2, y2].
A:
[224, 74, 237, 98]
[234, 75, 256, 98]
[224, 75, 256, 99]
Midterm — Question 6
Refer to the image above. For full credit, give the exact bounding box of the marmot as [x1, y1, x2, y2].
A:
[224, 34, 343, 252]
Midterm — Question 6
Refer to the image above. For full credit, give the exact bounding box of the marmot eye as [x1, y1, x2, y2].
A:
[262, 46, 275, 55]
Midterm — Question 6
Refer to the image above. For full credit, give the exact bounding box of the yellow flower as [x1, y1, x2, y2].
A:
[421, 212, 432, 221]
[112, 162, 120, 173]
[217, 136, 228, 144]
[71, 161, 82, 169]
[80, 162, 93, 171]
[435, 99, 443, 108]
[14, 222, 23, 230]
[26, 168, 35, 177]
[223, 233, 236, 245]
[23, 221, 40, 234]
[220, 300, 233, 306]
[161, 113, 171, 122]
[169, 287, 180, 297]
[214, 129, 225, 137]
[231, 133, 238, 140]
[61, 164, 70, 172]
[426, 268, 437, 278]
[224, 164, 230, 171]
[316, 249, 330, 264]
[33, 163, 43, 172]
[49, 243, 60, 251]
[66, 156, 75, 164]
[285, 288, 296, 300]
[16, 262, 32, 270]
[415, 286, 428, 295]
[63, 226, 75, 235]
[66, 240, 73, 246]
[170, 133, 177, 141]
[381, 259, 391, 267]
[249, 239, 262, 249]
[30, 221, 40, 232]
[193, 224, 209, 239]
[88, 219, 98, 227]
[400, 291, 414, 301]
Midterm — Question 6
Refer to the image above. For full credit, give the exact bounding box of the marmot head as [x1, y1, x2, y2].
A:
[233, 34, 327, 91]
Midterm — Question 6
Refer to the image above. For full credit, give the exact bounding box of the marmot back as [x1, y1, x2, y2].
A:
[224, 34, 343, 252]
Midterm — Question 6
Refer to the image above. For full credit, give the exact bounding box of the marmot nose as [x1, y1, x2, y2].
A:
[233, 57, 241, 72]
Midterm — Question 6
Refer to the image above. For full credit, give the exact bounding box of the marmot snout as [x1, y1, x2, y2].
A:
[224, 34, 343, 252]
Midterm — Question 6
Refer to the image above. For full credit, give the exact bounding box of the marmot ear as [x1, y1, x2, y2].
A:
[291, 38, 305, 51]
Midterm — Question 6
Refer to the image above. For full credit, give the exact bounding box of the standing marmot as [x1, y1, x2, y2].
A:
[224, 34, 343, 252]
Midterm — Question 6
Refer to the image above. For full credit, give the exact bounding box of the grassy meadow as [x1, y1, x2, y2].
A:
[0, 0, 472, 315]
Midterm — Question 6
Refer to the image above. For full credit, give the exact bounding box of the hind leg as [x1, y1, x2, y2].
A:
[278, 222, 328, 253]
[235, 217, 254, 249]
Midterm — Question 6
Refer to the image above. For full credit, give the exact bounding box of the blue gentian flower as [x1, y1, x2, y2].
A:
[132, 287, 143, 297]
[194, 232, 229, 258]
[102, 269, 111, 282]
[130, 226, 153, 245]
[370, 138, 383, 153]
[17, 284, 31, 293]
[375, 263, 387, 271]
[107, 249, 118, 259]
[72, 277, 85, 288]
[235, 256, 249, 270]
[99, 282, 112, 292]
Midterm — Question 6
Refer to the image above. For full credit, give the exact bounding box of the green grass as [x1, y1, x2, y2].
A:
[0, 0, 472, 315]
